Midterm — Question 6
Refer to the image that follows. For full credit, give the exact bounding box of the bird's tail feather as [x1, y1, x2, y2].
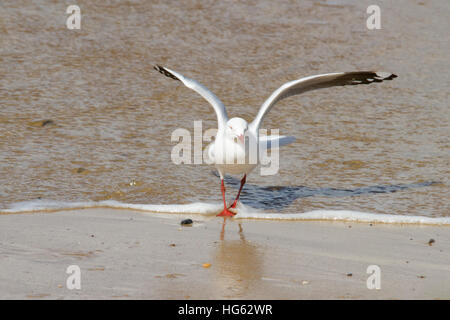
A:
[259, 135, 296, 150]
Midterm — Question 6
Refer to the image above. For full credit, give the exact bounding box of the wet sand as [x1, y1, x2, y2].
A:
[1, 209, 449, 299]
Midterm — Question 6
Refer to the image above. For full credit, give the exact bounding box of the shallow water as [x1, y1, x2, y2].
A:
[0, 0, 449, 218]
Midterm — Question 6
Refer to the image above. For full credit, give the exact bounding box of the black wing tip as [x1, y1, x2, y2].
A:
[345, 71, 398, 86]
[154, 65, 180, 81]
[374, 72, 398, 80]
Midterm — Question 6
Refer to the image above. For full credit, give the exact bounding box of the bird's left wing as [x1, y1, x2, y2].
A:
[250, 71, 397, 133]
[154, 65, 229, 130]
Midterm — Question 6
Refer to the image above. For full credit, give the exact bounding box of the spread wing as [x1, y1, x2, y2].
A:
[250, 71, 397, 133]
[154, 65, 229, 130]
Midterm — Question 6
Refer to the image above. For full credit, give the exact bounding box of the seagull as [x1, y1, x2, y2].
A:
[154, 65, 397, 217]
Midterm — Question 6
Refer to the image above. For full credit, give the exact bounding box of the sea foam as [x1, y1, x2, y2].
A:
[1, 200, 449, 226]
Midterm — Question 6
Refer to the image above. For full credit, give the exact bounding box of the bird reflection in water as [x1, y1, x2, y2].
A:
[213, 220, 263, 298]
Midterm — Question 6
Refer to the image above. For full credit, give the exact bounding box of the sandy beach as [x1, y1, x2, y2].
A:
[1, 208, 449, 299]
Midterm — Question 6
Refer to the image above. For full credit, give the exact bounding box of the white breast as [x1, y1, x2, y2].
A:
[207, 133, 258, 176]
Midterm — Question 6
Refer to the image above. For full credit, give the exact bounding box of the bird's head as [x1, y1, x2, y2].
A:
[226, 117, 249, 144]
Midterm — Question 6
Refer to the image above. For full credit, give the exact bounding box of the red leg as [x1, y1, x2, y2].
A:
[229, 174, 246, 209]
[217, 179, 236, 217]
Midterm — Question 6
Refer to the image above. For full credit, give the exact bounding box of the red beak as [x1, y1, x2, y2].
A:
[238, 134, 245, 143]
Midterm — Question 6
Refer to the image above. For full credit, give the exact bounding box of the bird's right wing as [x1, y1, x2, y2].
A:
[154, 65, 229, 130]
[250, 71, 397, 133]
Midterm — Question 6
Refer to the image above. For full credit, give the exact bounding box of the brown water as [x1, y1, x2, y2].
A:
[0, 0, 449, 216]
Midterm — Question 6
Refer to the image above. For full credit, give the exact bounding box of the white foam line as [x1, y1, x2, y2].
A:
[1, 200, 222, 216]
[1, 200, 449, 226]
[236, 210, 450, 225]
[101, 200, 222, 215]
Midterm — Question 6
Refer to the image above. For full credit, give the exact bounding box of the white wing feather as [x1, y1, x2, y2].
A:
[250, 71, 397, 134]
[155, 65, 229, 130]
